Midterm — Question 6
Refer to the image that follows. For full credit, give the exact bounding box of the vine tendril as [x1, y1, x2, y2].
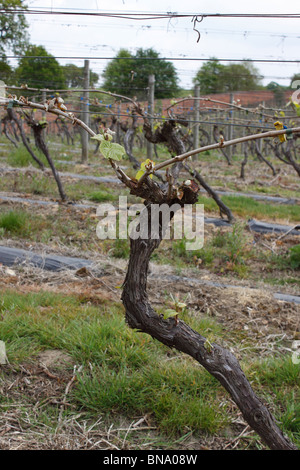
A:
[191, 15, 204, 43]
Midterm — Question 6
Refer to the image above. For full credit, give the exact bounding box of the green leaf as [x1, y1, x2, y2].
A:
[176, 302, 187, 310]
[99, 141, 126, 161]
[136, 169, 145, 181]
[293, 102, 300, 116]
[91, 133, 105, 143]
[38, 119, 48, 128]
[135, 159, 155, 180]
[204, 339, 213, 353]
[163, 309, 178, 319]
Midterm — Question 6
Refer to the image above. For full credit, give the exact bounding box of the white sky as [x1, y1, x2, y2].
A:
[15, 0, 300, 89]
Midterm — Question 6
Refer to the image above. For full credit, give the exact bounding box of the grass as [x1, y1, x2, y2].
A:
[262, 245, 300, 272]
[248, 183, 300, 199]
[223, 195, 300, 222]
[0, 208, 61, 242]
[87, 189, 119, 203]
[197, 195, 300, 223]
[0, 289, 228, 437]
[74, 362, 224, 436]
[0, 288, 298, 447]
[0, 210, 28, 234]
[102, 237, 131, 259]
[0, 206, 101, 250]
[0, 170, 125, 203]
[288, 245, 300, 269]
[246, 356, 300, 437]
[6, 146, 48, 168]
[152, 221, 300, 283]
[264, 276, 300, 288]
[152, 222, 254, 278]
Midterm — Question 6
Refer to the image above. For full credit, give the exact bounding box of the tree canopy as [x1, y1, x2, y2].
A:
[192, 59, 224, 95]
[266, 81, 288, 106]
[0, 57, 13, 82]
[15, 45, 66, 89]
[102, 48, 180, 99]
[0, 0, 29, 55]
[193, 58, 263, 94]
[62, 63, 99, 88]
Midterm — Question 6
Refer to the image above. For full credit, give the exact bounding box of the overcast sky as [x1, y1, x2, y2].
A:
[18, 0, 300, 90]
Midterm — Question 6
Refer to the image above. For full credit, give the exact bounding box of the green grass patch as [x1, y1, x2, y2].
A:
[222, 195, 300, 222]
[0, 210, 27, 234]
[87, 189, 119, 203]
[197, 195, 300, 222]
[154, 222, 253, 278]
[0, 288, 298, 445]
[246, 356, 300, 438]
[0, 288, 228, 436]
[250, 355, 299, 387]
[263, 276, 300, 288]
[7, 146, 47, 168]
[288, 245, 300, 269]
[0, 206, 101, 249]
[0, 171, 122, 203]
[0, 208, 62, 242]
[248, 183, 300, 200]
[73, 361, 225, 436]
[102, 237, 131, 258]
[262, 245, 300, 272]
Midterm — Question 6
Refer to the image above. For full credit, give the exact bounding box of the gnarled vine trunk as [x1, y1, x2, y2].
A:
[143, 119, 234, 222]
[121, 177, 297, 451]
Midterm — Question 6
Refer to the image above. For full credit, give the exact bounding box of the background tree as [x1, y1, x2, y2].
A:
[0, 0, 29, 55]
[221, 62, 263, 92]
[0, 57, 13, 82]
[266, 81, 287, 107]
[62, 63, 99, 88]
[192, 58, 225, 94]
[15, 45, 66, 89]
[101, 49, 133, 95]
[102, 48, 179, 99]
[193, 58, 262, 94]
[0, 0, 29, 83]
